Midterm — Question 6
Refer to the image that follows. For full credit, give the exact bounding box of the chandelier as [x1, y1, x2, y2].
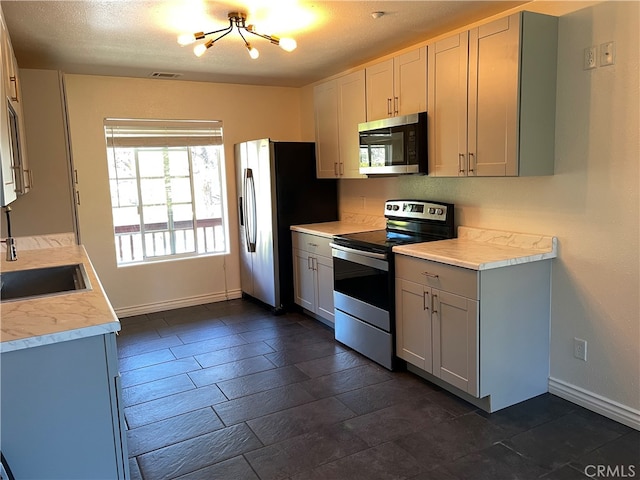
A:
[178, 12, 297, 59]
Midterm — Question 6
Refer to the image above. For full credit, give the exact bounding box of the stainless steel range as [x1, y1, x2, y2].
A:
[330, 200, 455, 370]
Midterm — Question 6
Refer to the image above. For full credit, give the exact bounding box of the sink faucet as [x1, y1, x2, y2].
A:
[2, 236, 17, 261]
[2, 206, 17, 261]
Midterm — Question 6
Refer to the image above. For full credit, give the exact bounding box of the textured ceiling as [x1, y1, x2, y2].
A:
[1, 0, 529, 87]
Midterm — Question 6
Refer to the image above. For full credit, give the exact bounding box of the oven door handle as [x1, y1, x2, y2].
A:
[330, 243, 389, 271]
[329, 243, 387, 260]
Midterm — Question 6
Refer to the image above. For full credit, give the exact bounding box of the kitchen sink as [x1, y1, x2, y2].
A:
[0, 263, 91, 302]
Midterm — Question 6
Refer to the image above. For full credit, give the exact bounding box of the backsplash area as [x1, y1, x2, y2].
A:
[0, 232, 76, 252]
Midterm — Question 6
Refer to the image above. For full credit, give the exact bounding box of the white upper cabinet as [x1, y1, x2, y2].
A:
[314, 70, 366, 179]
[0, 8, 30, 205]
[366, 47, 427, 121]
[428, 12, 558, 177]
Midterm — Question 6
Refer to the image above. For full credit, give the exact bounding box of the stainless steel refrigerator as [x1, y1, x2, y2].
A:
[235, 138, 338, 312]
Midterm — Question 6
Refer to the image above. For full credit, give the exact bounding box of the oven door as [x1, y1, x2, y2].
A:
[330, 243, 394, 369]
[330, 244, 389, 314]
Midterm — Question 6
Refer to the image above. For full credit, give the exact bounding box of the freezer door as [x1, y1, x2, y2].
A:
[249, 139, 277, 307]
[235, 142, 254, 297]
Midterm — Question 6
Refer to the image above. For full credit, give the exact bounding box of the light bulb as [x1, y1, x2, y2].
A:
[279, 37, 297, 52]
[178, 31, 204, 46]
[178, 33, 196, 46]
[194, 39, 213, 57]
[247, 44, 260, 59]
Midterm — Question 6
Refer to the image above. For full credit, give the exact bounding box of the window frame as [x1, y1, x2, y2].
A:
[104, 119, 229, 266]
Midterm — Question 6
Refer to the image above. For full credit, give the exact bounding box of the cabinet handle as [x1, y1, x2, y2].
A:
[387, 98, 392, 116]
[432, 294, 438, 314]
[307, 256, 312, 270]
[458, 154, 466, 174]
[76, 190, 81, 205]
[11, 166, 25, 194]
[394, 96, 399, 115]
[468, 153, 475, 174]
[421, 271, 439, 279]
[307, 242, 318, 248]
[423, 290, 430, 311]
[339, 162, 344, 175]
[25, 169, 33, 189]
[312, 257, 318, 271]
[9, 76, 19, 102]
[334, 162, 339, 176]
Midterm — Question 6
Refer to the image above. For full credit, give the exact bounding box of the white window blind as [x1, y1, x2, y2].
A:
[104, 119, 223, 148]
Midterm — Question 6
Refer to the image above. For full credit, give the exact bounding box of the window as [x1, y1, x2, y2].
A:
[104, 119, 228, 265]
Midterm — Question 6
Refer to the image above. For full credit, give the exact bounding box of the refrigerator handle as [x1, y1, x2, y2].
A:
[238, 196, 244, 226]
[244, 168, 257, 253]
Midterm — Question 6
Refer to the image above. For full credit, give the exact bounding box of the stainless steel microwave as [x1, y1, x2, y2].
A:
[358, 112, 427, 176]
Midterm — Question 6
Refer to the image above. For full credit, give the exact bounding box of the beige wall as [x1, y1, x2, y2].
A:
[64, 75, 303, 315]
[0, 69, 75, 238]
[334, 1, 639, 419]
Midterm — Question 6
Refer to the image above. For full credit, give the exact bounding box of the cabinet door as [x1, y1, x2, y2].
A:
[428, 32, 469, 177]
[337, 70, 367, 178]
[469, 15, 519, 176]
[432, 290, 479, 396]
[315, 254, 335, 324]
[394, 47, 427, 117]
[1, 16, 29, 197]
[365, 58, 394, 121]
[395, 278, 432, 372]
[293, 248, 316, 312]
[0, 16, 17, 205]
[314, 80, 340, 178]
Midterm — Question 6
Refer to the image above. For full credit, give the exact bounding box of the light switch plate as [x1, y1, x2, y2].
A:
[599, 41, 615, 66]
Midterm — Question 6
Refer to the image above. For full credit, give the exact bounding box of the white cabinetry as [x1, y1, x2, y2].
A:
[292, 231, 335, 324]
[1, 333, 129, 479]
[428, 12, 557, 177]
[395, 253, 552, 412]
[366, 47, 427, 121]
[0, 8, 30, 205]
[314, 70, 366, 179]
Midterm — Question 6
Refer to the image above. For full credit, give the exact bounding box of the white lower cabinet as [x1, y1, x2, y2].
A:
[395, 253, 551, 412]
[1, 333, 129, 479]
[292, 231, 335, 325]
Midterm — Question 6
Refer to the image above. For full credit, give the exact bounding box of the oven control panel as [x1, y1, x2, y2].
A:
[384, 200, 448, 221]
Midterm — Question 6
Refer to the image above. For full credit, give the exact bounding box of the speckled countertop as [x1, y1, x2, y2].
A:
[291, 221, 381, 238]
[1, 244, 120, 353]
[393, 226, 558, 270]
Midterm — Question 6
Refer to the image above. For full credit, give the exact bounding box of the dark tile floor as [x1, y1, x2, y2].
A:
[118, 299, 639, 480]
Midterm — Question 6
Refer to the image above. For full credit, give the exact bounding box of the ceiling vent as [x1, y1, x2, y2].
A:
[149, 72, 183, 79]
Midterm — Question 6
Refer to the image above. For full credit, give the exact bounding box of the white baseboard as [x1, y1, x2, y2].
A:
[115, 289, 243, 318]
[549, 377, 640, 431]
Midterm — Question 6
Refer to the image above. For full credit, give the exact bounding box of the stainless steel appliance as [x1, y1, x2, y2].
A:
[358, 112, 428, 176]
[330, 200, 455, 369]
[235, 138, 338, 312]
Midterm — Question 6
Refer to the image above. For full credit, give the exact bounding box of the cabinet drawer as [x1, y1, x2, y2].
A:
[292, 232, 333, 258]
[395, 254, 478, 300]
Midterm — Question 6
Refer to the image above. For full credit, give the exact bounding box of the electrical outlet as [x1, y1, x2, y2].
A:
[584, 46, 597, 70]
[599, 41, 615, 66]
[574, 337, 587, 361]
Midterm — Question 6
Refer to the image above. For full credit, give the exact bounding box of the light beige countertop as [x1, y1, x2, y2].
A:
[393, 226, 558, 270]
[291, 221, 381, 238]
[1, 244, 120, 353]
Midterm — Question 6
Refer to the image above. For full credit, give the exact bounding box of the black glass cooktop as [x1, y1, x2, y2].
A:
[333, 229, 445, 254]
